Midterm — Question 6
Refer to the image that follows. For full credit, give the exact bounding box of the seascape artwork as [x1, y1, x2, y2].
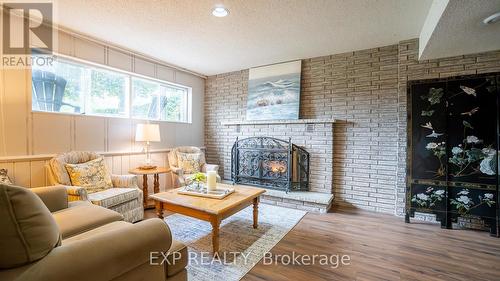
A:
[246, 60, 301, 120]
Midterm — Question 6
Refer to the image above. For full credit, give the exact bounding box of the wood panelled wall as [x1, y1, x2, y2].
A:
[0, 25, 205, 158]
[0, 15, 206, 190]
[0, 150, 174, 192]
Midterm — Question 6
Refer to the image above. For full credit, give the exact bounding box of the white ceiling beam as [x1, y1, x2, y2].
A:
[419, 0, 500, 60]
[419, 0, 449, 59]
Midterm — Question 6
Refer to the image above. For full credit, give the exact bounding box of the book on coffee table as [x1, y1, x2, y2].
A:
[178, 184, 235, 199]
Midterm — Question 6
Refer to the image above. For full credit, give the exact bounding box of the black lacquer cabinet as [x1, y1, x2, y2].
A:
[406, 73, 500, 237]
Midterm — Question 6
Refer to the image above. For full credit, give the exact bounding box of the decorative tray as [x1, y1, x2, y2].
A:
[178, 185, 235, 199]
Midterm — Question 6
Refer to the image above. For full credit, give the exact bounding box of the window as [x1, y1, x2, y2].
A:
[31, 55, 191, 122]
[163, 86, 189, 122]
[88, 68, 128, 116]
[32, 59, 85, 113]
[131, 77, 161, 120]
[131, 77, 189, 122]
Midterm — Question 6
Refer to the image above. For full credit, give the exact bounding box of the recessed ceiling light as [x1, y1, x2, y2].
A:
[212, 6, 229, 17]
[483, 12, 500, 25]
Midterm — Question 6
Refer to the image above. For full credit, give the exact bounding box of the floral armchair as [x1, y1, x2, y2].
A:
[47, 151, 144, 222]
[168, 146, 221, 187]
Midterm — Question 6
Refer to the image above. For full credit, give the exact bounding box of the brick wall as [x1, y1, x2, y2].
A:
[205, 70, 248, 174]
[205, 39, 500, 215]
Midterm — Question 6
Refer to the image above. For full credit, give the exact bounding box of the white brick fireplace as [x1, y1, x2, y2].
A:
[216, 119, 336, 212]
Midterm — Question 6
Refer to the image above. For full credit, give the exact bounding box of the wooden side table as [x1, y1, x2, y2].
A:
[129, 167, 171, 209]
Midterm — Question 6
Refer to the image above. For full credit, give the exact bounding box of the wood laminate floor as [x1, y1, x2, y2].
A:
[146, 206, 500, 281]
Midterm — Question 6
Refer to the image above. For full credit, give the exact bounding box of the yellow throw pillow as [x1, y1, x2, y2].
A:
[65, 157, 113, 193]
[176, 152, 202, 174]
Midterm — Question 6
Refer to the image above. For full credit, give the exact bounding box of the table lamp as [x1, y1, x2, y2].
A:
[135, 123, 161, 169]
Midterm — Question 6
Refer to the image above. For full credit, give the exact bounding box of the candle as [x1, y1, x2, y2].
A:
[207, 171, 217, 191]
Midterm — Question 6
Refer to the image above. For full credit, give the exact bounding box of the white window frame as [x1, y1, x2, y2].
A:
[31, 53, 192, 124]
[130, 76, 191, 123]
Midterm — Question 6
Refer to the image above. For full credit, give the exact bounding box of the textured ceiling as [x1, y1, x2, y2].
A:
[419, 0, 500, 60]
[52, 0, 433, 75]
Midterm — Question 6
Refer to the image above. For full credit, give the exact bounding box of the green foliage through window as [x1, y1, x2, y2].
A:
[32, 56, 190, 122]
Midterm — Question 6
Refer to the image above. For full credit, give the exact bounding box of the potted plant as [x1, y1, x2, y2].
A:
[191, 172, 206, 190]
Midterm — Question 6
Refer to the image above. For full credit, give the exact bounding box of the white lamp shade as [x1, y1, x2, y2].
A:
[135, 124, 161, 142]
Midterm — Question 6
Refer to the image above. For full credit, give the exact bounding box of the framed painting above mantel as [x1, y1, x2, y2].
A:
[246, 60, 301, 121]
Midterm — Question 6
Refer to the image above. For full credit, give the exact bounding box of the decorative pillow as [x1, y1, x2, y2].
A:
[0, 169, 12, 185]
[65, 157, 113, 193]
[176, 152, 202, 174]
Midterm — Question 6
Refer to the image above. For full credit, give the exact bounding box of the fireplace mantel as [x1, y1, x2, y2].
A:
[221, 119, 337, 126]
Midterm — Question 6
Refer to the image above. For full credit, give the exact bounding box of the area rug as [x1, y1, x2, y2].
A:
[164, 204, 306, 281]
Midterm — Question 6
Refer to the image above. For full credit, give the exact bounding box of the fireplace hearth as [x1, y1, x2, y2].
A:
[231, 137, 309, 192]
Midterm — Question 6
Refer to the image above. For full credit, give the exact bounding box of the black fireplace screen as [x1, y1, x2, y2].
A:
[231, 137, 309, 192]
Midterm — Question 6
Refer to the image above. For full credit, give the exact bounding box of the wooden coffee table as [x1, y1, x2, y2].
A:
[150, 184, 265, 253]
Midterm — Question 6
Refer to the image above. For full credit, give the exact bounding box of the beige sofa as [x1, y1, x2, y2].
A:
[47, 151, 144, 222]
[0, 184, 187, 281]
[168, 146, 221, 187]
